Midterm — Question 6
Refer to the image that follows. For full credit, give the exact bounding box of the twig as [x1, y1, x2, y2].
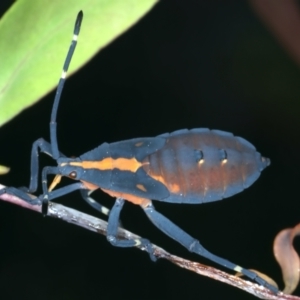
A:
[0, 184, 298, 299]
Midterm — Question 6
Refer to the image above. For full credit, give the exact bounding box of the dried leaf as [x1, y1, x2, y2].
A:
[273, 223, 300, 294]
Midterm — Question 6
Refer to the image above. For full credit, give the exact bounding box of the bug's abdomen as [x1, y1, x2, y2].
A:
[142, 129, 270, 203]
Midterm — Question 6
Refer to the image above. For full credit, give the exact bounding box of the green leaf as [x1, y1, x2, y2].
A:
[0, 0, 158, 126]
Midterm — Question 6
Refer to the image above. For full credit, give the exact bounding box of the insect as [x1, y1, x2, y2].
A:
[0, 11, 278, 293]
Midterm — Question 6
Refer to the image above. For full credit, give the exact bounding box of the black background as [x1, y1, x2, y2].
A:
[0, 1, 300, 299]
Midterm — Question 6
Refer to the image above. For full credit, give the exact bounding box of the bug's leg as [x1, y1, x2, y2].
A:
[39, 166, 84, 214]
[107, 198, 156, 261]
[24, 138, 66, 193]
[80, 191, 123, 227]
[41, 166, 59, 195]
[0, 186, 41, 205]
[142, 202, 278, 294]
[39, 182, 86, 215]
[1, 139, 62, 203]
[18, 138, 66, 194]
[42, 182, 86, 201]
[80, 190, 110, 216]
[0, 147, 57, 206]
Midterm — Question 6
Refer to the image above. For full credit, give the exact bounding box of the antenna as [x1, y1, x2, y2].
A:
[50, 11, 83, 159]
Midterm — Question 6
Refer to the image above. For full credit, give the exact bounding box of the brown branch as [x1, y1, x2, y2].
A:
[0, 184, 298, 299]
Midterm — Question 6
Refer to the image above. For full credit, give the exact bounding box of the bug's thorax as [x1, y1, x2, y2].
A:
[51, 154, 149, 190]
[50, 155, 152, 206]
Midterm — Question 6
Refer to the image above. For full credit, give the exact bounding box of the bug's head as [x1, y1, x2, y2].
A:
[48, 156, 84, 192]
[56, 157, 85, 180]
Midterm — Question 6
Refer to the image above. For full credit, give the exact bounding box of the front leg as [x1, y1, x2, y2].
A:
[0, 139, 56, 205]
[41, 166, 59, 195]
[27, 138, 66, 193]
[1, 139, 67, 206]
[0, 186, 41, 206]
[38, 165, 87, 214]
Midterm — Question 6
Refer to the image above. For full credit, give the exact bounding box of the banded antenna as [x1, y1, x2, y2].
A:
[50, 11, 83, 159]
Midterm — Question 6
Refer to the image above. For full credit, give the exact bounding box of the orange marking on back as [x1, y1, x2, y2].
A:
[135, 142, 143, 147]
[69, 157, 142, 172]
[101, 188, 151, 207]
[81, 180, 99, 191]
[136, 184, 147, 192]
[148, 174, 181, 194]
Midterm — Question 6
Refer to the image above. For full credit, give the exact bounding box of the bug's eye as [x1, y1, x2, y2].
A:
[69, 171, 77, 179]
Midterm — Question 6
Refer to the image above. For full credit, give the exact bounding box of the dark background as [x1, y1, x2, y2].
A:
[0, 1, 299, 299]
